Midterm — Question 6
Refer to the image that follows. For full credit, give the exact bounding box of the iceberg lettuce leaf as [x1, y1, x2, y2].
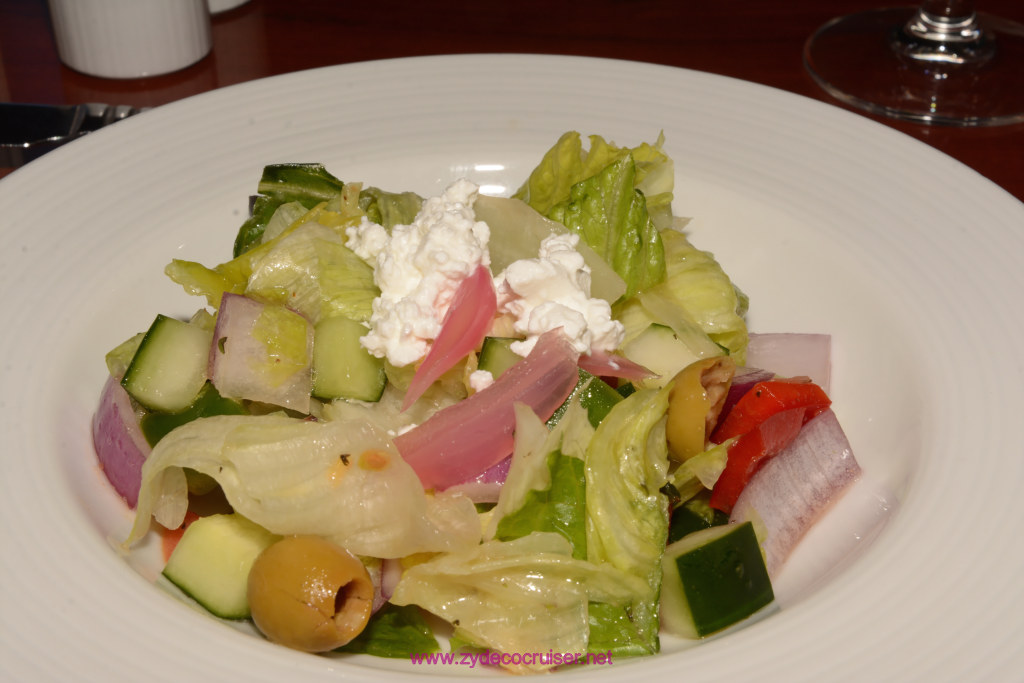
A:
[666, 439, 731, 503]
[650, 228, 749, 363]
[586, 602, 658, 657]
[493, 450, 588, 560]
[359, 186, 424, 228]
[485, 402, 592, 555]
[389, 532, 645, 673]
[124, 414, 481, 559]
[245, 222, 378, 324]
[585, 384, 672, 654]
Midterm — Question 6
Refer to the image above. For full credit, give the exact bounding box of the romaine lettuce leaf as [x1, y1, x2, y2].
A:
[513, 132, 671, 299]
[233, 163, 345, 256]
[513, 131, 673, 219]
[512, 131, 586, 217]
[336, 603, 440, 658]
[548, 156, 666, 299]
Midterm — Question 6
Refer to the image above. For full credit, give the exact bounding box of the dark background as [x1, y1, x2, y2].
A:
[1, 0, 1022, 199]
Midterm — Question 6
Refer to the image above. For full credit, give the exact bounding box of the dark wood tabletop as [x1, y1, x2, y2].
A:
[2, 0, 1022, 201]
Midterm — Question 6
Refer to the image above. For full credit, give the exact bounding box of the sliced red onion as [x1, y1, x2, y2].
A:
[729, 408, 861, 576]
[442, 455, 511, 503]
[721, 366, 776, 418]
[403, 264, 496, 410]
[209, 292, 313, 413]
[92, 375, 151, 507]
[379, 558, 403, 602]
[578, 350, 656, 382]
[394, 329, 579, 490]
[746, 333, 831, 393]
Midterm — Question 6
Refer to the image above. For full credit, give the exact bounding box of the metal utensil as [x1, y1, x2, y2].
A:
[0, 102, 148, 168]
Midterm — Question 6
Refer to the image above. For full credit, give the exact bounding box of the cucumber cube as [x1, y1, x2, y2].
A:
[660, 521, 773, 638]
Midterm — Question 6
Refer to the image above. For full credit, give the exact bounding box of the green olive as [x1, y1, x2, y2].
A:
[665, 356, 736, 461]
[247, 535, 374, 652]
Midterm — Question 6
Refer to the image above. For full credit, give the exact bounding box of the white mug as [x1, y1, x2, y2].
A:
[208, 0, 251, 13]
[48, 0, 212, 79]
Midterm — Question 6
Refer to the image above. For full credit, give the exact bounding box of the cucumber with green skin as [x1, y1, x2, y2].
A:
[140, 383, 247, 446]
[162, 513, 280, 620]
[667, 494, 730, 543]
[476, 336, 521, 379]
[620, 323, 708, 390]
[660, 521, 773, 638]
[311, 315, 386, 402]
[120, 314, 212, 413]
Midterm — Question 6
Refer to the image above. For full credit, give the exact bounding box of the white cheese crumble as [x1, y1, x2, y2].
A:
[348, 178, 623, 371]
[468, 369, 495, 392]
[495, 233, 624, 357]
[346, 178, 490, 367]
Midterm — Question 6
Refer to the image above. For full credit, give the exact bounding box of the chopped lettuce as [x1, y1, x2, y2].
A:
[485, 402, 592, 554]
[233, 163, 424, 257]
[514, 132, 671, 300]
[493, 450, 588, 560]
[654, 228, 749, 363]
[233, 163, 345, 256]
[389, 532, 645, 674]
[615, 228, 749, 364]
[245, 222, 378, 324]
[548, 156, 666, 299]
[167, 199, 376, 313]
[475, 388, 672, 659]
[666, 439, 731, 503]
[336, 603, 440, 658]
[584, 384, 673, 654]
[259, 200, 309, 244]
[359, 186, 424, 228]
[513, 131, 587, 217]
[513, 131, 673, 221]
[125, 414, 481, 559]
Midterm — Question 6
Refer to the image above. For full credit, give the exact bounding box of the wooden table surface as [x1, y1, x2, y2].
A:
[2, 0, 1022, 200]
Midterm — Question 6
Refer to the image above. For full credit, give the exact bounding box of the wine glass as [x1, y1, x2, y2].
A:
[803, 1, 1024, 126]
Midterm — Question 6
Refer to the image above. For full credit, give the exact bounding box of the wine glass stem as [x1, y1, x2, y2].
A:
[898, 0, 994, 65]
[906, 0, 981, 43]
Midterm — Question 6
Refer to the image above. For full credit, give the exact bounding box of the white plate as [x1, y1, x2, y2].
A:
[1, 55, 1022, 682]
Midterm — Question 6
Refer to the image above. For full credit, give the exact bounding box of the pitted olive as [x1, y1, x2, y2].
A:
[247, 535, 374, 652]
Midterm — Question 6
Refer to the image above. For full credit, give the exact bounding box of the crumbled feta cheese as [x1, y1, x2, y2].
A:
[346, 178, 490, 367]
[468, 369, 495, 392]
[496, 233, 624, 357]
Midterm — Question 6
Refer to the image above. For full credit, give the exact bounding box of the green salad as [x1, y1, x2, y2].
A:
[95, 131, 855, 674]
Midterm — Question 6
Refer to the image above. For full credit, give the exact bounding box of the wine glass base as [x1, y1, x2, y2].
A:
[804, 8, 1024, 126]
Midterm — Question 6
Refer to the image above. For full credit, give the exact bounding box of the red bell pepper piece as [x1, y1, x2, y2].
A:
[709, 380, 832, 513]
[712, 379, 831, 444]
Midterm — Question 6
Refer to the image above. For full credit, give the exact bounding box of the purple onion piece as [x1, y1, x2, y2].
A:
[92, 375, 151, 507]
[729, 408, 861, 576]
